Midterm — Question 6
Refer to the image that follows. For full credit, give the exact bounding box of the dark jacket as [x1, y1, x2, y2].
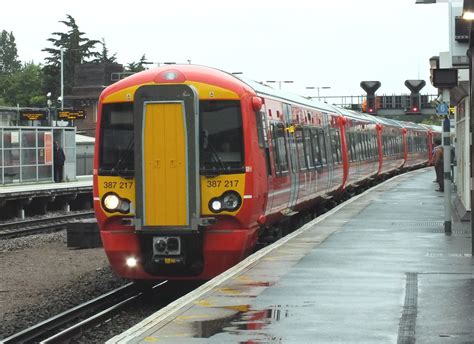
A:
[54, 147, 65, 166]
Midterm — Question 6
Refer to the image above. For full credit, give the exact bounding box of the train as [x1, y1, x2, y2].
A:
[93, 64, 440, 281]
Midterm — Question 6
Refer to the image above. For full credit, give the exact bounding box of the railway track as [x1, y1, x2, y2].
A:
[1, 282, 165, 344]
[0, 210, 95, 239]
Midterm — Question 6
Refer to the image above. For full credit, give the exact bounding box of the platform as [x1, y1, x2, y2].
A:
[108, 168, 473, 344]
[0, 176, 92, 218]
[0, 175, 92, 199]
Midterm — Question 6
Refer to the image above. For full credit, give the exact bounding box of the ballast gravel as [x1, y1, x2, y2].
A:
[0, 230, 128, 340]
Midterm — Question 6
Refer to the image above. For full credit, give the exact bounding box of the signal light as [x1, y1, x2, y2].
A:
[412, 107, 418, 112]
[368, 108, 374, 113]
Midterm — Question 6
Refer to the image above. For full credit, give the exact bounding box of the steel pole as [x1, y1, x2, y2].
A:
[60, 48, 64, 110]
[443, 116, 452, 234]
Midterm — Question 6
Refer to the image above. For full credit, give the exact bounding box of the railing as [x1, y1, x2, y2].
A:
[313, 94, 438, 111]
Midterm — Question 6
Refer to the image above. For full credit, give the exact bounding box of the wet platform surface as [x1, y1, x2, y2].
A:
[0, 175, 92, 199]
[109, 168, 473, 343]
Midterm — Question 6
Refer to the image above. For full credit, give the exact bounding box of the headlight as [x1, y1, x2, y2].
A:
[102, 192, 131, 214]
[103, 193, 120, 211]
[126, 257, 138, 268]
[222, 191, 241, 211]
[208, 191, 242, 213]
[210, 199, 222, 212]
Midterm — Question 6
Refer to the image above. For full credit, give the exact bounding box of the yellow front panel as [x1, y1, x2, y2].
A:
[97, 176, 136, 216]
[144, 103, 187, 226]
[200, 174, 245, 215]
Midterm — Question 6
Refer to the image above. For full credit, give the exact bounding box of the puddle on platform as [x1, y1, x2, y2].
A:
[192, 303, 314, 340]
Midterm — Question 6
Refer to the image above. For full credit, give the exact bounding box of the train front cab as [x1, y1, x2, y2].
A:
[95, 74, 261, 280]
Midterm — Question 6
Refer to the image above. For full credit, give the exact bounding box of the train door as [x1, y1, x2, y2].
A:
[133, 85, 200, 232]
[284, 103, 299, 211]
[321, 113, 334, 192]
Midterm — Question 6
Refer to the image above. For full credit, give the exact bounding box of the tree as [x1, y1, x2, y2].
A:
[0, 30, 22, 104]
[126, 54, 149, 73]
[42, 14, 100, 100]
[2, 62, 45, 107]
[93, 38, 117, 64]
[0, 30, 21, 74]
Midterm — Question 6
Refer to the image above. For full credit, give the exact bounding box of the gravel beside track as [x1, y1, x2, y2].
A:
[0, 230, 128, 340]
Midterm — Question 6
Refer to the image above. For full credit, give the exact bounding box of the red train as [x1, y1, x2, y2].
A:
[93, 65, 439, 281]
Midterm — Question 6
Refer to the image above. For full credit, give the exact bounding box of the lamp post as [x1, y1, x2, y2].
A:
[415, 0, 454, 60]
[266, 80, 294, 90]
[46, 92, 52, 126]
[60, 48, 64, 110]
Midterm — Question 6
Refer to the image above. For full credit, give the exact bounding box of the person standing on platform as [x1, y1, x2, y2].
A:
[432, 138, 444, 192]
[432, 138, 441, 183]
[53, 141, 65, 183]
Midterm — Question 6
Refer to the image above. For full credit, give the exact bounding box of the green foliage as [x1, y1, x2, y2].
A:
[126, 54, 149, 73]
[42, 14, 101, 99]
[93, 38, 117, 64]
[0, 30, 22, 74]
[1, 62, 45, 107]
[421, 116, 443, 126]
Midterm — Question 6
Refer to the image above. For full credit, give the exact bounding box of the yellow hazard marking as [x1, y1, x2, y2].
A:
[216, 287, 241, 295]
[237, 275, 252, 282]
[224, 305, 250, 312]
[176, 314, 208, 321]
[143, 337, 159, 342]
[194, 299, 212, 307]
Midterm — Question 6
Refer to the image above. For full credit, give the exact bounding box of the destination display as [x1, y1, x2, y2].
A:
[20, 110, 48, 121]
[58, 109, 86, 120]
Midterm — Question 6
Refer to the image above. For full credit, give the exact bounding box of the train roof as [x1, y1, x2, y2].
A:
[236, 77, 337, 114]
[335, 107, 376, 123]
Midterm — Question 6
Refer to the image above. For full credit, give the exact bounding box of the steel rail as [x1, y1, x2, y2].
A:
[0, 210, 95, 239]
[1, 282, 165, 344]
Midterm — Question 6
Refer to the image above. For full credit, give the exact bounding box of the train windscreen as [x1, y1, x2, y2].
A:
[199, 100, 244, 175]
[99, 102, 134, 177]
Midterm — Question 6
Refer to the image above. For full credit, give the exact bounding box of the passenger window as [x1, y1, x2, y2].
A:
[318, 129, 327, 165]
[255, 110, 268, 148]
[271, 123, 289, 175]
[295, 128, 306, 171]
[303, 128, 314, 169]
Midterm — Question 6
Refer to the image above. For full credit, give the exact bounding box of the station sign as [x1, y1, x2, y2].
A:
[58, 109, 86, 120]
[20, 109, 48, 121]
[436, 102, 449, 116]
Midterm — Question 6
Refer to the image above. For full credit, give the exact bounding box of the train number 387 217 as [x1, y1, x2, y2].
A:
[206, 180, 239, 188]
[103, 181, 134, 189]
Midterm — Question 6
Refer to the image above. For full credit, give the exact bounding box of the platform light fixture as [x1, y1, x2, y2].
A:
[266, 80, 294, 89]
[306, 86, 331, 99]
[463, 0, 474, 19]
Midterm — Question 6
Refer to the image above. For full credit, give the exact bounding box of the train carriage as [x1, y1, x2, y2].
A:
[401, 121, 432, 169]
[94, 64, 436, 282]
[336, 108, 379, 189]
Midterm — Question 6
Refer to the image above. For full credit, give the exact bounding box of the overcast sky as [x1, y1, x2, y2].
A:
[2, 0, 457, 97]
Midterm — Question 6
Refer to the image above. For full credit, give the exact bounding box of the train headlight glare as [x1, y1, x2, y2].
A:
[208, 191, 242, 213]
[126, 257, 137, 268]
[102, 193, 131, 214]
[210, 199, 222, 212]
[104, 194, 120, 211]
